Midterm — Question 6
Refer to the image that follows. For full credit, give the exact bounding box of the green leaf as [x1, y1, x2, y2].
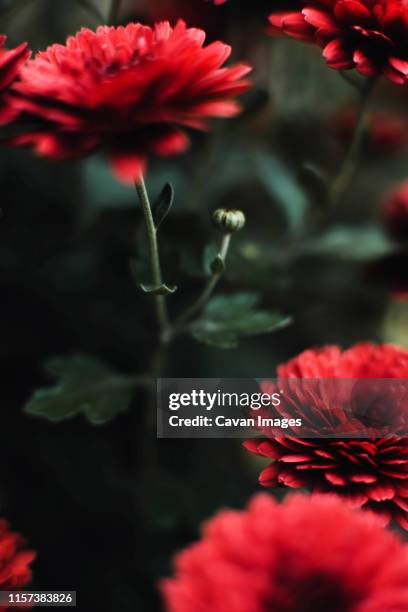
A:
[191, 293, 291, 349]
[152, 183, 174, 229]
[296, 225, 397, 261]
[25, 355, 133, 425]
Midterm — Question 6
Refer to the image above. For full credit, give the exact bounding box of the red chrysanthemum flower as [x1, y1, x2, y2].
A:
[381, 180, 408, 241]
[0, 35, 29, 125]
[269, 0, 408, 83]
[244, 343, 408, 529]
[0, 519, 35, 610]
[161, 493, 408, 612]
[8, 21, 251, 182]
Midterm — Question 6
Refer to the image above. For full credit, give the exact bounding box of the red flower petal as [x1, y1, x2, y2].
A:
[389, 56, 408, 77]
[349, 473, 378, 484]
[280, 454, 314, 463]
[0, 41, 29, 90]
[353, 48, 377, 76]
[323, 39, 354, 69]
[302, 8, 339, 34]
[324, 472, 347, 485]
[269, 12, 315, 42]
[367, 483, 396, 501]
[259, 464, 279, 487]
[334, 0, 372, 25]
[279, 470, 308, 488]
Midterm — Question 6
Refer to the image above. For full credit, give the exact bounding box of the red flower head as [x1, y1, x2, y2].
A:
[381, 180, 408, 241]
[0, 35, 29, 125]
[269, 0, 408, 83]
[244, 342, 408, 529]
[0, 519, 35, 609]
[8, 21, 251, 182]
[161, 493, 408, 612]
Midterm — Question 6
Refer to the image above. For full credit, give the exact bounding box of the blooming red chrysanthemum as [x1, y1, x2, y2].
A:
[244, 342, 408, 529]
[8, 21, 251, 182]
[161, 493, 408, 612]
[269, 1, 408, 83]
[381, 180, 408, 241]
[0, 519, 35, 610]
[0, 35, 29, 125]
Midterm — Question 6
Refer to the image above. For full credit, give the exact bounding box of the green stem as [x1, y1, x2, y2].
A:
[136, 176, 170, 341]
[171, 233, 232, 335]
[108, 0, 122, 23]
[329, 76, 377, 209]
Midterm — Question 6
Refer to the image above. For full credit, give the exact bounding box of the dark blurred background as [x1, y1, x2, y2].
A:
[0, 1, 407, 610]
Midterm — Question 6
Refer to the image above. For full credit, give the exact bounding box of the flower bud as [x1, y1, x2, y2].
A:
[212, 208, 246, 234]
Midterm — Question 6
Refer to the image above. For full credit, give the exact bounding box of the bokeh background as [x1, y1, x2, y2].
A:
[0, 0, 407, 609]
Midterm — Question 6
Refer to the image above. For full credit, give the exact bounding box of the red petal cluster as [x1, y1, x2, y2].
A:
[381, 180, 408, 241]
[269, 0, 408, 83]
[0, 36, 29, 125]
[244, 343, 408, 529]
[0, 519, 35, 610]
[8, 22, 251, 182]
[161, 493, 408, 612]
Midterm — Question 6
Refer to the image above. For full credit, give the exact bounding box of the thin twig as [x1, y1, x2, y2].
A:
[329, 76, 377, 209]
[171, 233, 232, 336]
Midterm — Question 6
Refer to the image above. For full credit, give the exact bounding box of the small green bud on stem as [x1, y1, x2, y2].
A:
[212, 208, 246, 234]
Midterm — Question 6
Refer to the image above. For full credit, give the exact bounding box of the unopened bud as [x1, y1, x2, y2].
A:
[212, 208, 246, 234]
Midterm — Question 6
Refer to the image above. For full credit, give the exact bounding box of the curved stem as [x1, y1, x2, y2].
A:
[329, 76, 377, 210]
[108, 0, 122, 23]
[171, 233, 232, 335]
[135, 176, 170, 341]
